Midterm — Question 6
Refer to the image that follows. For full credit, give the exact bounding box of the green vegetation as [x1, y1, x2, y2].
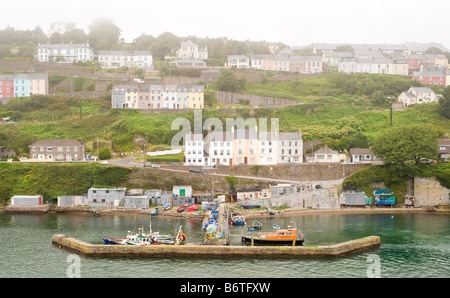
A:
[147, 152, 184, 163]
[0, 163, 131, 203]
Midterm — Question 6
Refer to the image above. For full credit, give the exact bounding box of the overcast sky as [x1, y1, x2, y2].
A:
[2, 0, 449, 48]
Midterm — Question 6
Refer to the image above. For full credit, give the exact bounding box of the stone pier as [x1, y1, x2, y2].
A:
[52, 234, 380, 258]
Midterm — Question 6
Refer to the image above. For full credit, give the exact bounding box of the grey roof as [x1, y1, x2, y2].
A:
[98, 50, 152, 56]
[349, 148, 373, 155]
[278, 132, 302, 140]
[410, 87, 434, 93]
[37, 43, 91, 49]
[400, 91, 415, 98]
[30, 138, 84, 147]
[314, 145, 338, 155]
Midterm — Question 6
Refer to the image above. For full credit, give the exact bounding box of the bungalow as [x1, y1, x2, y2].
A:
[349, 148, 380, 164]
[313, 145, 342, 163]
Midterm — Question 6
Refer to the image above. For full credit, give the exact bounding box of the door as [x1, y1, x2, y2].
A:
[244, 157, 247, 164]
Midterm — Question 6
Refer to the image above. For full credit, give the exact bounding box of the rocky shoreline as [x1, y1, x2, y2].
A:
[2, 204, 449, 218]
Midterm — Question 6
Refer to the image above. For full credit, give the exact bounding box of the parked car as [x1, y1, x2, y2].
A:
[144, 162, 153, 167]
[189, 168, 203, 174]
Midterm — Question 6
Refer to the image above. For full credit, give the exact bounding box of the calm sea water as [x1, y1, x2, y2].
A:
[0, 211, 449, 278]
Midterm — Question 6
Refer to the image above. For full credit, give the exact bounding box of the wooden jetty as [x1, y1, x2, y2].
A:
[52, 234, 380, 258]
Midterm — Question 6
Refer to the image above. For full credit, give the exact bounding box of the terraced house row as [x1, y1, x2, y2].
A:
[111, 84, 204, 109]
[0, 74, 48, 99]
[184, 127, 303, 166]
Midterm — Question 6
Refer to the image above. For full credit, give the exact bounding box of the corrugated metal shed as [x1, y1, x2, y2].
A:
[340, 192, 366, 206]
[11, 195, 43, 206]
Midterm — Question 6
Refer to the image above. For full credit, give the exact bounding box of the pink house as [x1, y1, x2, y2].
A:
[0, 75, 14, 99]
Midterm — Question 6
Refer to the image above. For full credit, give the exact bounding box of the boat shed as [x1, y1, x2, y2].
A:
[11, 195, 43, 206]
[87, 187, 126, 207]
[340, 191, 367, 206]
[57, 196, 88, 206]
[123, 196, 150, 209]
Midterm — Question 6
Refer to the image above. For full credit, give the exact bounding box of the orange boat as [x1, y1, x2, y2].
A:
[242, 224, 304, 246]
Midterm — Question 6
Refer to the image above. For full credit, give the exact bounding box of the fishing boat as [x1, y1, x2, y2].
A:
[177, 205, 186, 213]
[266, 207, 275, 215]
[103, 219, 186, 246]
[230, 215, 246, 226]
[103, 237, 127, 245]
[163, 202, 171, 211]
[188, 204, 198, 212]
[241, 201, 261, 209]
[150, 207, 159, 215]
[241, 222, 304, 246]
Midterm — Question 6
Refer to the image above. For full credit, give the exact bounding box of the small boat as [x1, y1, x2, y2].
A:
[177, 205, 186, 213]
[266, 207, 275, 215]
[163, 202, 171, 210]
[252, 221, 262, 230]
[241, 201, 261, 209]
[188, 204, 198, 212]
[242, 222, 304, 246]
[103, 237, 127, 245]
[230, 215, 246, 226]
[150, 207, 159, 215]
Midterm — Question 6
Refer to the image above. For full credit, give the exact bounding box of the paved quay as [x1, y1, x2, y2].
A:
[52, 234, 380, 258]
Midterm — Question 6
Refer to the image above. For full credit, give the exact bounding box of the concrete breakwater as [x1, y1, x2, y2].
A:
[52, 234, 380, 258]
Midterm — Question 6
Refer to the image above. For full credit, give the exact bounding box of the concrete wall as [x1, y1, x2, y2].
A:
[414, 177, 450, 207]
[266, 186, 340, 209]
[216, 91, 299, 107]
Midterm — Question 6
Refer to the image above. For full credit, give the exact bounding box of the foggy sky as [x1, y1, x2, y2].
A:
[2, 0, 449, 48]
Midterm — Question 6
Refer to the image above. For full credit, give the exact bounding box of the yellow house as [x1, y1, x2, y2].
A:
[390, 57, 409, 76]
[188, 85, 204, 109]
[28, 74, 48, 96]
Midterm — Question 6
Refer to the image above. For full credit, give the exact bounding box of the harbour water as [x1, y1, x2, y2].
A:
[0, 211, 449, 278]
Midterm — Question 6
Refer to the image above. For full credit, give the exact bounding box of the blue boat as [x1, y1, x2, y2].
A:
[231, 215, 246, 226]
[163, 202, 171, 210]
[150, 207, 159, 215]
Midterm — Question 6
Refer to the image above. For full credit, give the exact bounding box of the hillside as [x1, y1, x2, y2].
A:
[0, 72, 448, 156]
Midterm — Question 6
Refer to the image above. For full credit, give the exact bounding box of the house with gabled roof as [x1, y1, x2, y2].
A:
[29, 137, 85, 162]
[397, 86, 437, 107]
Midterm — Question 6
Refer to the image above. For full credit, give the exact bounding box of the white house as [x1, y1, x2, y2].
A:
[98, 50, 153, 69]
[184, 133, 205, 166]
[176, 41, 208, 59]
[227, 55, 250, 68]
[397, 87, 437, 107]
[278, 131, 303, 164]
[349, 148, 380, 164]
[313, 145, 343, 163]
[36, 43, 94, 63]
[207, 131, 234, 166]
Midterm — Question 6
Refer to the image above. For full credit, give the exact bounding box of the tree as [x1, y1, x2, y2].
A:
[150, 32, 180, 59]
[215, 69, 246, 92]
[99, 147, 111, 160]
[225, 176, 238, 191]
[438, 86, 450, 119]
[371, 125, 440, 177]
[88, 18, 121, 51]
